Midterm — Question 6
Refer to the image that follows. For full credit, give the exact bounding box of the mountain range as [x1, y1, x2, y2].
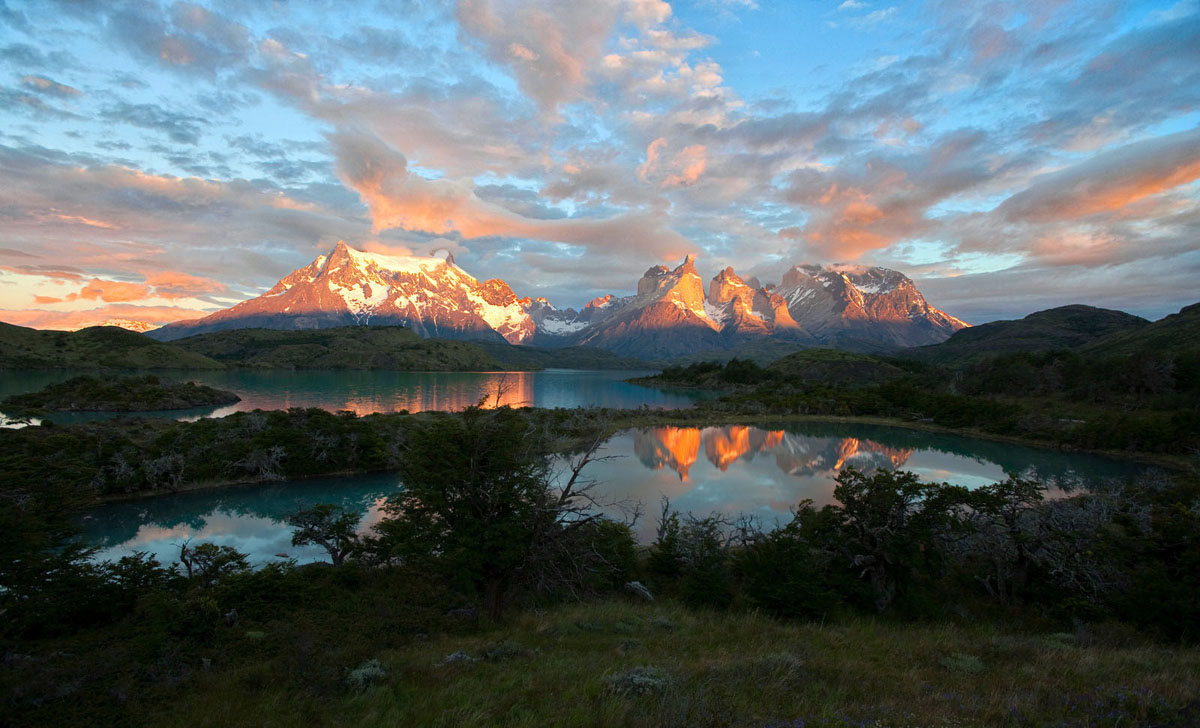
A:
[149, 241, 969, 360]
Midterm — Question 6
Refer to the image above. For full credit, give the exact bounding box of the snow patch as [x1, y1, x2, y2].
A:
[539, 317, 590, 335]
[852, 281, 896, 295]
[347, 248, 449, 276]
[329, 278, 390, 318]
[467, 291, 532, 342]
[703, 300, 729, 324]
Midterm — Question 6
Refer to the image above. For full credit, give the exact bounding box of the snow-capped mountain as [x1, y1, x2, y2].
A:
[152, 241, 535, 343]
[533, 258, 965, 357]
[770, 263, 969, 349]
[72, 318, 158, 333]
[149, 241, 967, 358]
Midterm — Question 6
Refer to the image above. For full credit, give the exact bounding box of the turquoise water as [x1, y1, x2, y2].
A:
[0, 368, 706, 422]
[80, 422, 1150, 565]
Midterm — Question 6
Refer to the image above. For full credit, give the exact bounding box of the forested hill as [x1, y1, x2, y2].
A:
[0, 322, 224, 370]
[902, 304, 1151, 366]
[170, 326, 508, 371]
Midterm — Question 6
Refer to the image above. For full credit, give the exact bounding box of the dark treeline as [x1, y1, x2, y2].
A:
[649, 468, 1200, 643]
[654, 348, 1200, 456]
[0, 406, 612, 498]
[2, 374, 240, 413]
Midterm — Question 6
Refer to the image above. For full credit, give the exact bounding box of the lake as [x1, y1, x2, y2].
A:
[81, 422, 1151, 565]
[0, 368, 706, 423]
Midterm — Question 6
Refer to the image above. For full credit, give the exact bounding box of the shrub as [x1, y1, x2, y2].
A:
[345, 658, 388, 692]
[606, 666, 670, 697]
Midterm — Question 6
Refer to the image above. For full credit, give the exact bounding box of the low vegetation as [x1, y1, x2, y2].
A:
[0, 322, 223, 369]
[474, 340, 650, 370]
[2, 404, 1198, 725]
[4, 304, 1200, 725]
[2, 375, 240, 412]
[171, 326, 510, 371]
[1, 320, 652, 372]
[904, 304, 1151, 367]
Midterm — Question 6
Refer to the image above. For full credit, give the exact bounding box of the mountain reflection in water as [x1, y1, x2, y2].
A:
[633, 425, 913, 481]
[82, 422, 1151, 562]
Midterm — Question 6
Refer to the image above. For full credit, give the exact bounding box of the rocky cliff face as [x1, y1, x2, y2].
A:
[772, 264, 967, 349]
[150, 242, 967, 358]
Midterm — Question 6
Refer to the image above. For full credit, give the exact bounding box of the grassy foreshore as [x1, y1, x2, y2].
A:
[12, 596, 1199, 728]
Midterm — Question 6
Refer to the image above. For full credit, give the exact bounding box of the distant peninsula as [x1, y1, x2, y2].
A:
[2, 375, 240, 413]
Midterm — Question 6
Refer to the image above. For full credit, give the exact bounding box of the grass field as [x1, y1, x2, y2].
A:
[136, 600, 1199, 728]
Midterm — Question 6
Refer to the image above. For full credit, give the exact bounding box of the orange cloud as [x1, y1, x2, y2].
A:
[1000, 126, 1200, 223]
[33, 295, 64, 304]
[0, 266, 84, 281]
[330, 128, 695, 260]
[69, 278, 152, 303]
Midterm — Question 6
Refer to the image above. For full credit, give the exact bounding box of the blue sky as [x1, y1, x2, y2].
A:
[0, 0, 1197, 329]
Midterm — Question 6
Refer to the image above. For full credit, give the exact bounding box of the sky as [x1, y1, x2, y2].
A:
[1, 0, 1198, 330]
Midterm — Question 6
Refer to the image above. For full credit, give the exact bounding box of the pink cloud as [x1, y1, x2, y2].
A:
[329, 128, 695, 260]
[143, 271, 229, 299]
[0, 304, 210, 331]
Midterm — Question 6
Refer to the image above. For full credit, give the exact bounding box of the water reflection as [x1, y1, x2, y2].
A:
[591, 424, 1148, 540]
[0, 368, 706, 423]
[82, 422, 1151, 563]
[83, 474, 401, 565]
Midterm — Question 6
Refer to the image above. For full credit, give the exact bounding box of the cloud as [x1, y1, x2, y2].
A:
[0, 88, 81, 120]
[20, 74, 81, 97]
[781, 129, 995, 259]
[100, 102, 209, 145]
[144, 271, 230, 299]
[849, 6, 897, 29]
[638, 138, 708, 187]
[455, 0, 622, 118]
[329, 128, 694, 259]
[66, 278, 151, 303]
[998, 127, 1200, 224]
[104, 1, 253, 78]
[0, 304, 212, 331]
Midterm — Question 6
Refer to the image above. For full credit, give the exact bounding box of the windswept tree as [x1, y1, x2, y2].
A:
[959, 476, 1046, 605]
[373, 406, 618, 620]
[176, 541, 250, 588]
[286, 503, 363, 566]
[830, 468, 970, 612]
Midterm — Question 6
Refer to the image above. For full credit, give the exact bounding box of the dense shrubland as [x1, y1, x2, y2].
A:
[3, 403, 1199, 725]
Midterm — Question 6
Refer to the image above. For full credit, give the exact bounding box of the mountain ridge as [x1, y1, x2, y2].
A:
[149, 241, 969, 359]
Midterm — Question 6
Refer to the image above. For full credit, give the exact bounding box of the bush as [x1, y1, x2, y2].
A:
[606, 666, 670, 697]
[345, 658, 388, 692]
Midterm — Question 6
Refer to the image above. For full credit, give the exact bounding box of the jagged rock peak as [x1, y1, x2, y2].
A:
[676, 254, 699, 275]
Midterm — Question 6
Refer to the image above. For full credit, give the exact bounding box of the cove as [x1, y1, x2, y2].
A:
[80, 421, 1151, 565]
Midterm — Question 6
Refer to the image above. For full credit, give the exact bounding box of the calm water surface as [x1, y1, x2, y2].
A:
[0, 368, 705, 421]
[81, 422, 1150, 565]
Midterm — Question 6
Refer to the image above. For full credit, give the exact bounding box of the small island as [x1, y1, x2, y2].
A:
[2, 374, 241, 412]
